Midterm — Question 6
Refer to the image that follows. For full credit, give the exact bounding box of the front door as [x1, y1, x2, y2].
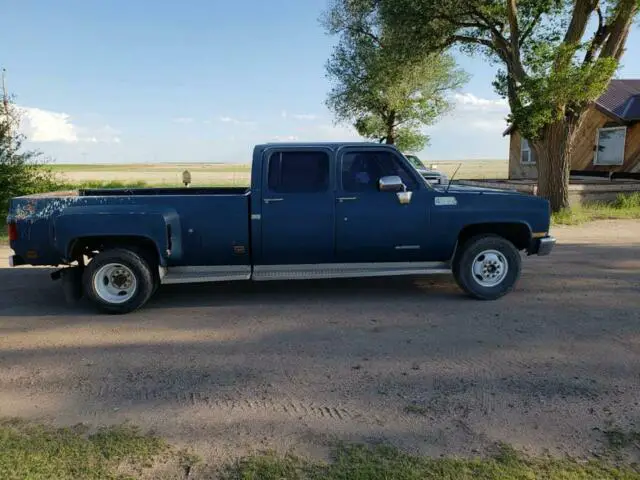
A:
[335, 148, 430, 263]
[260, 148, 335, 264]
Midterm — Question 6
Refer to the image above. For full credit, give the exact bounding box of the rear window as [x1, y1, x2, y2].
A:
[267, 151, 330, 193]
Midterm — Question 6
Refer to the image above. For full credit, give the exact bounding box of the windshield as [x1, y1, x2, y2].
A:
[404, 154, 426, 170]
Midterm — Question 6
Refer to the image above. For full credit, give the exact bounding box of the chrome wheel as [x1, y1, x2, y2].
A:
[93, 263, 137, 304]
[471, 249, 509, 287]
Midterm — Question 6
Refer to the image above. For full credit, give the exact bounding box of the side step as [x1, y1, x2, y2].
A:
[160, 262, 452, 285]
[252, 262, 451, 281]
[160, 266, 251, 285]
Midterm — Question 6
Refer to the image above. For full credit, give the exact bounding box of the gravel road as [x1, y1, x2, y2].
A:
[1, 220, 639, 464]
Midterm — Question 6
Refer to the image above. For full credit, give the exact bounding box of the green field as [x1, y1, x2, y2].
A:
[45, 159, 508, 188]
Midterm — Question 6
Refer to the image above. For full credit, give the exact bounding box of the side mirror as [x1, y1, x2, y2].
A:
[379, 175, 405, 192]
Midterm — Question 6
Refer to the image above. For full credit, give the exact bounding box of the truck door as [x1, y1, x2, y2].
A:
[335, 147, 430, 263]
[260, 148, 335, 264]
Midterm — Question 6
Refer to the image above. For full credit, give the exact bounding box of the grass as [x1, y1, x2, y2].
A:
[220, 443, 640, 480]
[1, 418, 640, 480]
[553, 192, 640, 225]
[0, 419, 169, 480]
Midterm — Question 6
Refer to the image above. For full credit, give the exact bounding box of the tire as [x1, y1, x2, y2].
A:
[453, 234, 521, 300]
[82, 248, 156, 314]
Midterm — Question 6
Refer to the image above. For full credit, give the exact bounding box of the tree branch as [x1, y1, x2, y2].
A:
[562, 0, 598, 45]
[506, 0, 520, 58]
[346, 24, 384, 48]
[583, 5, 608, 63]
[450, 34, 495, 50]
[600, 0, 638, 59]
[519, 10, 543, 44]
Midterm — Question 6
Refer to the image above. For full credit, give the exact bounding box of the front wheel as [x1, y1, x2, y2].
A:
[83, 248, 156, 314]
[453, 235, 522, 300]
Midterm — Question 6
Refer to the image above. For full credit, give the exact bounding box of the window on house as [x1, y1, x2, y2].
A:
[520, 138, 535, 164]
[594, 127, 626, 166]
[267, 151, 330, 193]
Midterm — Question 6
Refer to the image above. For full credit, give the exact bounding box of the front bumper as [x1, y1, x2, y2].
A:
[528, 236, 556, 256]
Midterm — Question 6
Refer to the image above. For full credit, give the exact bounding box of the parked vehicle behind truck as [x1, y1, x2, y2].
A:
[6, 142, 555, 314]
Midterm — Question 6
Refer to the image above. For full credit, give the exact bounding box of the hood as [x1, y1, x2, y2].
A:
[432, 184, 521, 195]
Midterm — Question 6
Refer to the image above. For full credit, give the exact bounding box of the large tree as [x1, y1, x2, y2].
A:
[373, 0, 639, 211]
[324, 1, 468, 152]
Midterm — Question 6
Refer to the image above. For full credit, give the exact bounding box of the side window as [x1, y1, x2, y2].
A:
[341, 151, 418, 192]
[267, 151, 330, 193]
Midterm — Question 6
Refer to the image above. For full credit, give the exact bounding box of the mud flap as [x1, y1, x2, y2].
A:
[61, 267, 84, 304]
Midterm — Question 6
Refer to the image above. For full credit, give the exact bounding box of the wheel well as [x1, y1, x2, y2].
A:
[69, 236, 161, 267]
[457, 223, 531, 251]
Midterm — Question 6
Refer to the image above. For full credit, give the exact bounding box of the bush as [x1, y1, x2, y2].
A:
[1, 103, 59, 214]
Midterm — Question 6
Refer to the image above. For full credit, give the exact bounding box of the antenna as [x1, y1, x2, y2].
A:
[445, 163, 462, 194]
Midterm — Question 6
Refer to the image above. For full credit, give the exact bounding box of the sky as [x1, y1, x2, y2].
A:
[1, 0, 639, 164]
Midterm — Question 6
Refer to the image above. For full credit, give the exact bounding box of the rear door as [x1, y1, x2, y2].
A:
[260, 148, 335, 264]
[335, 147, 431, 263]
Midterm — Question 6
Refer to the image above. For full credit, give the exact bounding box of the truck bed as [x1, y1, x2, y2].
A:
[79, 187, 249, 196]
[8, 189, 251, 268]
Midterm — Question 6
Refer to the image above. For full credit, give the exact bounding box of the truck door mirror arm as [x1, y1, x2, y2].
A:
[378, 175, 413, 205]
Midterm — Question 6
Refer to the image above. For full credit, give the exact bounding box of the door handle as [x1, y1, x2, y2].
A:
[337, 197, 358, 202]
[264, 198, 284, 204]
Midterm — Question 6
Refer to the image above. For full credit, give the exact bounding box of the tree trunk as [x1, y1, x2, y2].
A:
[384, 111, 396, 145]
[531, 119, 576, 212]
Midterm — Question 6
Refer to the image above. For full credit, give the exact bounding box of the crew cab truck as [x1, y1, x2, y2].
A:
[6, 142, 555, 314]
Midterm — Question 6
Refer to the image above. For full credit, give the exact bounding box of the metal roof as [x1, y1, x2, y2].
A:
[595, 79, 640, 121]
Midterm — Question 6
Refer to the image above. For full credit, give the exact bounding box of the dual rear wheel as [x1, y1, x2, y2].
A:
[82, 248, 157, 314]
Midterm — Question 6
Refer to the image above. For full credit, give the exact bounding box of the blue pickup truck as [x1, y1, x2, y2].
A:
[6, 142, 555, 314]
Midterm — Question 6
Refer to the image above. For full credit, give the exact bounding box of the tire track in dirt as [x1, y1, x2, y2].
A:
[78, 385, 387, 424]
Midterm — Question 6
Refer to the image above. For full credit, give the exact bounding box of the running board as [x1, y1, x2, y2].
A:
[160, 266, 251, 284]
[160, 262, 451, 285]
[252, 262, 451, 281]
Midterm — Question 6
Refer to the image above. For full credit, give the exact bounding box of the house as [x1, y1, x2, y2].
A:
[506, 79, 640, 179]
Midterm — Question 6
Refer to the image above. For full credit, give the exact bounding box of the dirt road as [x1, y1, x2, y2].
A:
[1, 220, 639, 464]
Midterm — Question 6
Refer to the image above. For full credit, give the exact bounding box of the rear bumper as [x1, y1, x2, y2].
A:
[8, 255, 26, 267]
[528, 236, 556, 256]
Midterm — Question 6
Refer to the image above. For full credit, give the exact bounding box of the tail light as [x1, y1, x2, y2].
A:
[7, 222, 18, 241]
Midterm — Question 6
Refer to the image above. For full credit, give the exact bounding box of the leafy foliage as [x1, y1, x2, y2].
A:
[351, 0, 639, 210]
[0, 99, 59, 213]
[323, 0, 467, 152]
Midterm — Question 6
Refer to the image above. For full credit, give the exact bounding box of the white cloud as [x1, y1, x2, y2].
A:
[291, 113, 318, 121]
[19, 106, 78, 143]
[429, 92, 510, 134]
[272, 135, 300, 141]
[281, 111, 319, 121]
[173, 117, 194, 124]
[453, 93, 509, 112]
[18, 106, 121, 144]
[218, 116, 255, 126]
[420, 91, 510, 159]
